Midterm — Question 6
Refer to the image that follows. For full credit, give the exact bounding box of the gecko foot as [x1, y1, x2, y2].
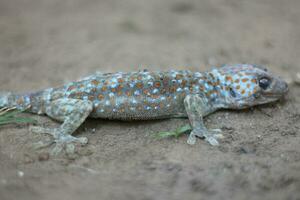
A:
[187, 129, 223, 146]
[30, 126, 88, 155]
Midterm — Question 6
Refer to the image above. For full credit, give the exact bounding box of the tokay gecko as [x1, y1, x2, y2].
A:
[0, 64, 288, 154]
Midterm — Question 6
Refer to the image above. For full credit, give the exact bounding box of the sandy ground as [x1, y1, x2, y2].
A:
[0, 0, 300, 199]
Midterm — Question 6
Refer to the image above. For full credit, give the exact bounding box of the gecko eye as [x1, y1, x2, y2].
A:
[258, 77, 271, 90]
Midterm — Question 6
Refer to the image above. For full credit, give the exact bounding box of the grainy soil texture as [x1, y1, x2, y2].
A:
[0, 0, 300, 200]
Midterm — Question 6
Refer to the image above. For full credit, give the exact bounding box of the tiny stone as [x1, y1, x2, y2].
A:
[38, 152, 50, 161]
[294, 72, 300, 85]
[17, 171, 24, 177]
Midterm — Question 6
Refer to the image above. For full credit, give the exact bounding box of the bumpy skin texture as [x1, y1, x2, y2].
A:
[0, 64, 288, 154]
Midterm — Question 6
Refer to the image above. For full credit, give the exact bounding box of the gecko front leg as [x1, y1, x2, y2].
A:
[30, 98, 93, 155]
[184, 95, 223, 146]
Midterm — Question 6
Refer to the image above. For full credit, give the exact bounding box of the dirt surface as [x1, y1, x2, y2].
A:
[0, 0, 300, 199]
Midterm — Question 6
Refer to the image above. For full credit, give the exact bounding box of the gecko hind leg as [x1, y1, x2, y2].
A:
[30, 98, 93, 155]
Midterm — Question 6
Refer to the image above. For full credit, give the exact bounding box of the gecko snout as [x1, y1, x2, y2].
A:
[272, 78, 289, 96]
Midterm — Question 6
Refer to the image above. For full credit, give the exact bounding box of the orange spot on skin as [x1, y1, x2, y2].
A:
[236, 85, 241, 90]
[242, 78, 249, 83]
[136, 82, 143, 89]
[125, 91, 132, 96]
[241, 90, 245, 95]
[91, 80, 99, 85]
[116, 85, 123, 91]
[98, 94, 104, 100]
[154, 81, 161, 88]
[117, 78, 124, 83]
[101, 86, 107, 92]
[226, 76, 232, 82]
[247, 83, 251, 88]
[17, 98, 24, 105]
[88, 96, 94, 101]
[181, 79, 187, 87]
[170, 86, 177, 93]
[175, 74, 183, 80]
[251, 79, 257, 83]
[111, 88, 116, 93]
[151, 94, 159, 99]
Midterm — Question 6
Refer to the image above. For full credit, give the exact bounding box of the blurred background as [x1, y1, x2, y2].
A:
[0, 0, 299, 90]
[0, 1, 299, 200]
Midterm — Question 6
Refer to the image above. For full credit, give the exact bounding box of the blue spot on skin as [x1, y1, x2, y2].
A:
[109, 93, 114, 97]
[152, 89, 159, 94]
[132, 99, 137, 104]
[134, 90, 140, 96]
[160, 96, 166, 100]
[111, 83, 118, 88]
[148, 82, 153, 86]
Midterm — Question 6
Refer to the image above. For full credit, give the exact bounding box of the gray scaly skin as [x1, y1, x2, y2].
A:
[0, 64, 288, 154]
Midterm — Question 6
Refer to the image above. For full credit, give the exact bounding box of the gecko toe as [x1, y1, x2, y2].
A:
[187, 129, 221, 146]
[187, 132, 197, 145]
[205, 136, 220, 146]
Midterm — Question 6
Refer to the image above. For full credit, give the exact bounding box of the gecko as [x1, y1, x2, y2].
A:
[0, 64, 288, 154]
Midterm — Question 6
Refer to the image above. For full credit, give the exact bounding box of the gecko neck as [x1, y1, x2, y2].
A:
[190, 69, 227, 109]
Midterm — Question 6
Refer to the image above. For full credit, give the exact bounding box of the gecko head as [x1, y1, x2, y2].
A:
[217, 64, 288, 109]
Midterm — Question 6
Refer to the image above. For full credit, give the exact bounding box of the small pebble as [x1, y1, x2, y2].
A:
[38, 152, 50, 161]
[294, 72, 300, 85]
[17, 171, 24, 178]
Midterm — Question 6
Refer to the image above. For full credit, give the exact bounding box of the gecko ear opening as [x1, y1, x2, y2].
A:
[229, 88, 236, 98]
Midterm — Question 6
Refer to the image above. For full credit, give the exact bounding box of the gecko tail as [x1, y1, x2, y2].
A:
[0, 92, 12, 108]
